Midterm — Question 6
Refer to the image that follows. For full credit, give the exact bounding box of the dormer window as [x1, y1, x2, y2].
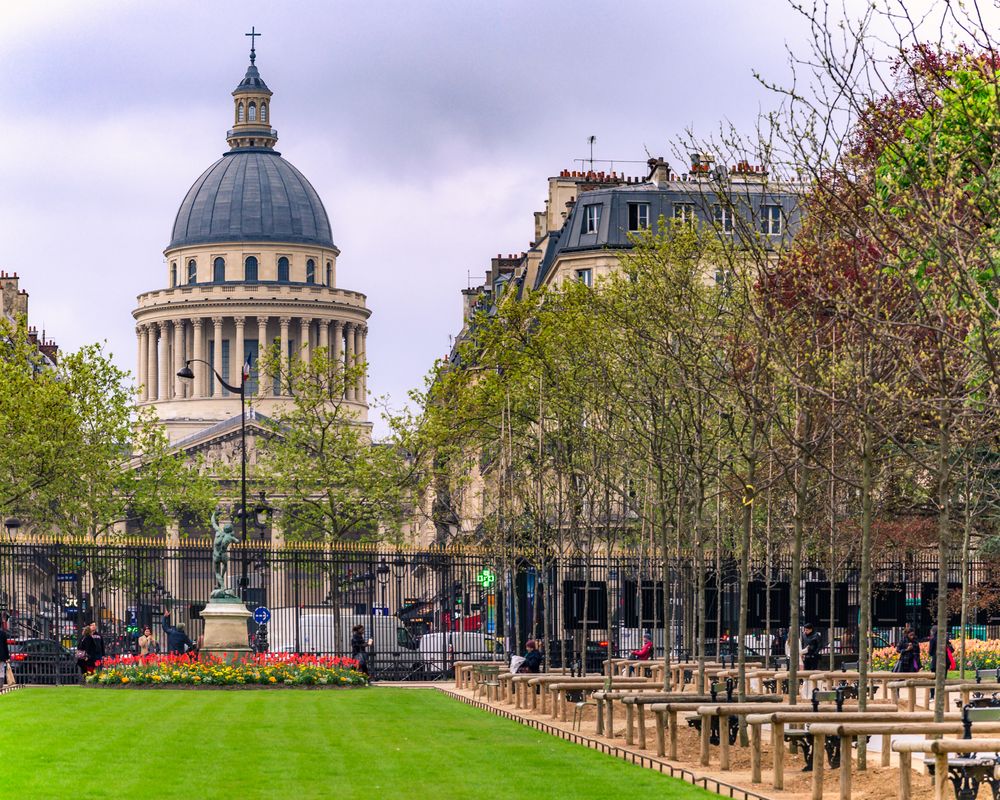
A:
[237, 103, 245, 123]
[187, 259, 197, 284]
[278, 256, 289, 282]
[306, 259, 316, 284]
[261, 103, 267, 123]
[582, 204, 601, 235]
[248, 102, 257, 122]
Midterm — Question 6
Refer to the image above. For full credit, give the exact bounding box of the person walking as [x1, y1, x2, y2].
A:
[928, 626, 955, 673]
[895, 628, 922, 673]
[137, 626, 159, 657]
[351, 625, 371, 677]
[161, 611, 195, 657]
[77, 623, 105, 675]
[801, 623, 824, 671]
[0, 614, 12, 688]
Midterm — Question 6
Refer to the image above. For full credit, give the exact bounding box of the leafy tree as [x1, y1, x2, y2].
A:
[256, 346, 423, 542]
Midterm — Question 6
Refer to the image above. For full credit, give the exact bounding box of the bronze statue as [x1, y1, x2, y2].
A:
[210, 508, 240, 599]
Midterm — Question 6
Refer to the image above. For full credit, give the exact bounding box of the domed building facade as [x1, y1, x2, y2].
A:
[133, 48, 369, 443]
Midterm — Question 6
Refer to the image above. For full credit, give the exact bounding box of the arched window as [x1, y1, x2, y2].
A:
[213, 257, 225, 283]
[248, 102, 257, 122]
[170, 262, 177, 288]
[326, 261, 332, 286]
[277, 256, 289, 282]
[237, 103, 244, 123]
[187, 259, 197, 284]
[260, 103, 267, 123]
[306, 259, 316, 284]
[245, 256, 258, 282]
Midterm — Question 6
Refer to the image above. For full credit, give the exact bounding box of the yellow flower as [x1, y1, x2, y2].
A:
[269, 676, 277, 683]
[122, 677, 130, 683]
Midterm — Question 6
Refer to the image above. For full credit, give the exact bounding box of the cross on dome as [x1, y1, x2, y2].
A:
[246, 26, 261, 65]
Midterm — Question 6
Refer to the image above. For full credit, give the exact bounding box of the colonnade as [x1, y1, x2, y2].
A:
[136, 314, 367, 403]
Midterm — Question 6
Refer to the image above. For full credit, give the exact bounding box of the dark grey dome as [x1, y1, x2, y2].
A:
[168, 150, 335, 250]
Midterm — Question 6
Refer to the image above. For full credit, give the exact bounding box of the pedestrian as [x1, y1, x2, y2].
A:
[351, 624, 370, 676]
[801, 623, 824, 671]
[77, 622, 105, 675]
[137, 625, 159, 657]
[522, 639, 543, 673]
[895, 628, 921, 673]
[771, 628, 788, 663]
[928, 626, 955, 674]
[0, 613, 13, 688]
[161, 611, 195, 657]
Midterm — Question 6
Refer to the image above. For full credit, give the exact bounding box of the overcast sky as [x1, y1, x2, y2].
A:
[0, 0, 969, 435]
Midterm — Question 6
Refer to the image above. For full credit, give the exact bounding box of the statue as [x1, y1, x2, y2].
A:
[210, 508, 240, 599]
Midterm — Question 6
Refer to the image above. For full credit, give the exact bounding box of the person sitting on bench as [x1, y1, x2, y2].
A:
[631, 633, 653, 661]
[521, 640, 543, 673]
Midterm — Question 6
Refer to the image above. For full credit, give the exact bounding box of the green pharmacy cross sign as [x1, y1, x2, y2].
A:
[476, 568, 497, 589]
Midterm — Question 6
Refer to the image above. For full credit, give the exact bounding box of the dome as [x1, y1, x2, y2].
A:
[168, 150, 335, 251]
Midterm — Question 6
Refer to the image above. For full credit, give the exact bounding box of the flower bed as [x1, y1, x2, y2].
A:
[872, 639, 1000, 671]
[87, 653, 367, 687]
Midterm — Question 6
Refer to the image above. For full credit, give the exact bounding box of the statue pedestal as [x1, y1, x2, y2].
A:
[199, 597, 252, 663]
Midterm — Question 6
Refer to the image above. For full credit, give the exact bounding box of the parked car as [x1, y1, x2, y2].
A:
[9, 638, 79, 685]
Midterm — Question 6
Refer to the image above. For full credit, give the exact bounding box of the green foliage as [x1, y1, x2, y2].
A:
[255, 346, 424, 542]
[0, 317, 212, 537]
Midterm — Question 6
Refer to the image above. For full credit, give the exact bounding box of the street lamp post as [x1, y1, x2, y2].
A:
[177, 357, 250, 599]
[3, 517, 21, 542]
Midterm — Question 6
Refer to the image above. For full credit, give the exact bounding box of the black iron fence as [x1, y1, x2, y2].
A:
[1, 539, 997, 683]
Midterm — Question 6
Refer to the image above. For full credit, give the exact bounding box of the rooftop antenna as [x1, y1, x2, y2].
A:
[588, 136, 596, 170]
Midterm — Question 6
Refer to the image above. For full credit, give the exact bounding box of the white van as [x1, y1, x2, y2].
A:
[417, 631, 503, 672]
[268, 607, 413, 661]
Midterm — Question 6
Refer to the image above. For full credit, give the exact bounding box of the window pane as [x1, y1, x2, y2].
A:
[213, 258, 225, 282]
[188, 260, 197, 284]
[245, 256, 258, 282]
[278, 257, 289, 282]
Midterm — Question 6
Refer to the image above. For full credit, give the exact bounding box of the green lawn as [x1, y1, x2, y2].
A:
[1, 687, 714, 799]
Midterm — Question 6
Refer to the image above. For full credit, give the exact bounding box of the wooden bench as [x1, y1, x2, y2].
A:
[888, 677, 969, 710]
[692, 693, 897, 772]
[805, 715, 1000, 800]
[745, 708, 904, 789]
[920, 706, 1000, 800]
[647, 696, 785, 761]
[546, 678, 657, 722]
[895, 733, 1000, 800]
[619, 693, 714, 748]
[782, 688, 856, 772]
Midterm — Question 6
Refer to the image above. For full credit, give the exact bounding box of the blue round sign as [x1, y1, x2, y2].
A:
[253, 606, 271, 625]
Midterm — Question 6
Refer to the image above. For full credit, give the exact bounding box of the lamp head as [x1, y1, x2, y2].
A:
[176, 362, 195, 380]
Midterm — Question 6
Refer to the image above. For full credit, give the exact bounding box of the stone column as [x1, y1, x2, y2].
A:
[212, 316, 224, 398]
[279, 317, 291, 396]
[344, 322, 356, 401]
[299, 318, 311, 364]
[137, 325, 148, 401]
[257, 317, 269, 397]
[359, 325, 367, 404]
[332, 320, 344, 397]
[158, 322, 170, 401]
[318, 318, 330, 354]
[173, 321, 186, 399]
[192, 318, 205, 398]
[233, 316, 246, 394]
[147, 323, 159, 402]
[354, 324, 364, 402]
